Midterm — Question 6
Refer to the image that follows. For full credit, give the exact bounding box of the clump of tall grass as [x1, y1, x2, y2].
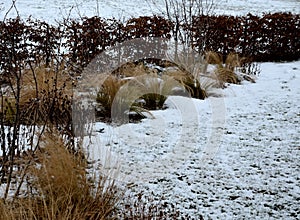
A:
[112, 61, 157, 78]
[165, 48, 207, 99]
[96, 60, 202, 122]
[204, 51, 259, 87]
[22, 62, 74, 125]
[164, 68, 206, 99]
[205, 51, 241, 86]
[0, 130, 119, 220]
[130, 73, 185, 110]
[96, 75, 127, 120]
[1, 61, 74, 126]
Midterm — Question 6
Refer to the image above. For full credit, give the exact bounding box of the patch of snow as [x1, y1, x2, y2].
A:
[1, 0, 299, 22]
[86, 61, 300, 218]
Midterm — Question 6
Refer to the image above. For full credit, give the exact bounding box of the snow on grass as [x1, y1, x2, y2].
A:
[85, 61, 300, 218]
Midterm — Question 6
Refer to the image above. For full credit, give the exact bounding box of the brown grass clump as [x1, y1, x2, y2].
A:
[205, 51, 241, 86]
[131, 73, 181, 110]
[96, 75, 127, 119]
[97, 64, 178, 121]
[165, 50, 207, 99]
[112, 61, 156, 78]
[164, 69, 206, 99]
[22, 62, 73, 98]
[96, 74, 157, 123]
[1, 61, 74, 126]
[21, 62, 73, 125]
[215, 68, 240, 85]
[0, 131, 119, 220]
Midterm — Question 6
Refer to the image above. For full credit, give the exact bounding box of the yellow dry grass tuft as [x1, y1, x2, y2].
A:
[22, 62, 73, 99]
[164, 68, 206, 99]
[129, 73, 182, 110]
[112, 61, 157, 78]
[0, 131, 119, 220]
[1, 62, 74, 125]
[205, 51, 241, 86]
[96, 75, 127, 119]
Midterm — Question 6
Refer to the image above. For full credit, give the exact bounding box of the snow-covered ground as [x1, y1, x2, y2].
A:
[86, 61, 300, 219]
[1, 0, 299, 218]
[1, 0, 300, 22]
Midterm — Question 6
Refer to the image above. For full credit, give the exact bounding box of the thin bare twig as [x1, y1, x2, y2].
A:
[3, 0, 19, 21]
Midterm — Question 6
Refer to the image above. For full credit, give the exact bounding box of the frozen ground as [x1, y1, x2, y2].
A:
[1, 0, 300, 22]
[88, 61, 300, 219]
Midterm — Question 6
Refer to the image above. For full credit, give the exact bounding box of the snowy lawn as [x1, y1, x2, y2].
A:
[86, 61, 300, 219]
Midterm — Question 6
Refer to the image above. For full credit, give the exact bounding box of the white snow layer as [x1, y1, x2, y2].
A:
[86, 62, 300, 219]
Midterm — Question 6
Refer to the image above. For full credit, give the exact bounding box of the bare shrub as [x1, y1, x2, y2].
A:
[0, 59, 76, 201]
[20, 61, 73, 126]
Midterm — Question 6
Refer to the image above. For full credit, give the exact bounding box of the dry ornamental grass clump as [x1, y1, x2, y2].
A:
[96, 60, 206, 122]
[21, 62, 74, 125]
[1, 61, 74, 127]
[96, 75, 127, 120]
[202, 51, 259, 88]
[205, 51, 241, 86]
[0, 131, 120, 220]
